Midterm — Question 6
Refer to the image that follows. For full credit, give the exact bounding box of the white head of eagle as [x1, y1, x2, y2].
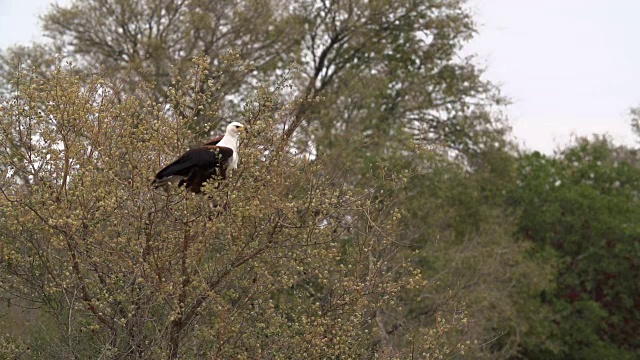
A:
[152, 122, 247, 193]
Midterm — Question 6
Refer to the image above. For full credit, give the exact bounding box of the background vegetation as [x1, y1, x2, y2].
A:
[0, 0, 638, 358]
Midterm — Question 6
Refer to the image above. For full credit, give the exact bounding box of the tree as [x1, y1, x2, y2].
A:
[0, 44, 63, 93]
[40, 0, 509, 157]
[0, 58, 468, 359]
[511, 137, 640, 359]
[288, 0, 508, 157]
[41, 0, 297, 131]
[0, 0, 525, 357]
[630, 106, 640, 139]
[391, 146, 556, 359]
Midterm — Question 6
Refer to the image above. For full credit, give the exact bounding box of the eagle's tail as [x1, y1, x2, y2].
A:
[152, 160, 193, 189]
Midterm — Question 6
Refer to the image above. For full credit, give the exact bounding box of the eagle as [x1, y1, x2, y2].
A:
[152, 122, 247, 193]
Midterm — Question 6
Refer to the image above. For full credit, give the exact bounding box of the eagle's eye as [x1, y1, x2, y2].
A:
[235, 125, 240, 128]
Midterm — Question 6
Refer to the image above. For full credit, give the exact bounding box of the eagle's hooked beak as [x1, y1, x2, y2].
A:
[239, 125, 248, 135]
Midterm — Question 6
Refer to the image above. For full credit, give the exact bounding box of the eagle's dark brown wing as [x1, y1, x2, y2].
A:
[202, 135, 224, 146]
[153, 145, 234, 193]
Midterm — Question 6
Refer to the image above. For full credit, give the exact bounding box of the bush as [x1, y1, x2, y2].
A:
[0, 58, 466, 358]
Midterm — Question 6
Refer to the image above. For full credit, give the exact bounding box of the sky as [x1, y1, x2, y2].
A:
[466, 0, 640, 152]
[1, 0, 638, 154]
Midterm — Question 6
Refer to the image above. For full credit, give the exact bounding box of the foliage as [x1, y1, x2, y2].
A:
[0, 44, 70, 94]
[36, 0, 510, 158]
[0, 58, 471, 358]
[631, 106, 640, 139]
[8, 0, 633, 358]
[396, 149, 555, 359]
[511, 137, 640, 359]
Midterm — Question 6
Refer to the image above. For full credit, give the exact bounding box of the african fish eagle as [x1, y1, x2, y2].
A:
[152, 122, 247, 193]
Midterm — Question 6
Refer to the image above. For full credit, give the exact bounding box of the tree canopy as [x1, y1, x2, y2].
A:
[0, 0, 639, 359]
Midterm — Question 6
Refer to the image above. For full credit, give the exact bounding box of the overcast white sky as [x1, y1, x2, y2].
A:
[466, 0, 640, 152]
[1, 0, 638, 153]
